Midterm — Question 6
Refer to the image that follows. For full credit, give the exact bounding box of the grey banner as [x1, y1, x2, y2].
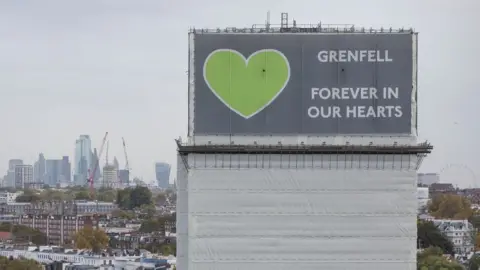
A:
[191, 33, 415, 135]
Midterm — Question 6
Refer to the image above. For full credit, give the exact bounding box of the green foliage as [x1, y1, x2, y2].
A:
[468, 254, 480, 270]
[0, 223, 47, 245]
[15, 189, 41, 203]
[74, 190, 91, 200]
[0, 256, 42, 270]
[428, 194, 473, 219]
[116, 186, 152, 210]
[418, 219, 455, 255]
[417, 247, 463, 270]
[139, 214, 175, 234]
[97, 189, 116, 202]
[111, 209, 136, 220]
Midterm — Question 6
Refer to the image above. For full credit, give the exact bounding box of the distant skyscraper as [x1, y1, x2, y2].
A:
[118, 169, 130, 185]
[74, 135, 92, 186]
[155, 162, 171, 189]
[61, 156, 71, 183]
[8, 159, 23, 171]
[113, 157, 119, 171]
[5, 159, 23, 187]
[102, 165, 118, 188]
[45, 159, 62, 186]
[34, 153, 46, 183]
[15, 165, 33, 189]
[45, 157, 71, 187]
[92, 148, 101, 182]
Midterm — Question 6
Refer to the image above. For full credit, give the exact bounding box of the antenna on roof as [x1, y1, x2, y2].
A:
[266, 11, 271, 31]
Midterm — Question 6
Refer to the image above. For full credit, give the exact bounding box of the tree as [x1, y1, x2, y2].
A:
[116, 186, 152, 210]
[0, 256, 42, 270]
[130, 186, 152, 209]
[468, 254, 480, 270]
[97, 189, 116, 202]
[138, 204, 156, 220]
[116, 188, 131, 209]
[155, 193, 167, 206]
[417, 219, 454, 255]
[428, 194, 473, 219]
[0, 223, 47, 246]
[15, 189, 41, 203]
[139, 219, 161, 233]
[111, 209, 136, 220]
[40, 190, 68, 201]
[74, 190, 91, 200]
[417, 247, 463, 270]
[73, 227, 109, 253]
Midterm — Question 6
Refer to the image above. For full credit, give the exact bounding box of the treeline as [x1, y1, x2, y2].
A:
[0, 256, 42, 270]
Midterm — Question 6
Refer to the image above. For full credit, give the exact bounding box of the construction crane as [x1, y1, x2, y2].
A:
[122, 137, 130, 185]
[87, 131, 108, 198]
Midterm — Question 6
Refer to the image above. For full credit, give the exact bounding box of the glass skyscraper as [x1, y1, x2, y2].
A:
[155, 162, 171, 189]
[74, 135, 92, 185]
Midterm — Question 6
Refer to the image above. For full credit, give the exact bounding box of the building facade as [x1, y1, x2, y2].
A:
[14, 165, 33, 189]
[433, 219, 475, 254]
[155, 162, 171, 189]
[418, 173, 440, 187]
[74, 135, 92, 186]
[33, 153, 46, 184]
[102, 165, 118, 189]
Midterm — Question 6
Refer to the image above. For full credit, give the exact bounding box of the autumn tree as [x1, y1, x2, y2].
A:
[73, 226, 109, 253]
[417, 247, 463, 270]
[428, 194, 473, 219]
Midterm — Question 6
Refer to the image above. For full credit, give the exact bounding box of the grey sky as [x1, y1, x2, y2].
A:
[0, 0, 478, 186]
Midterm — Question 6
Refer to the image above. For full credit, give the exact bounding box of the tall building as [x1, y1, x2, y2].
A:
[45, 157, 72, 187]
[74, 135, 92, 186]
[91, 148, 101, 182]
[8, 159, 23, 171]
[102, 165, 118, 189]
[61, 156, 71, 183]
[33, 153, 46, 183]
[118, 169, 130, 185]
[14, 165, 33, 189]
[155, 162, 171, 189]
[113, 157, 119, 171]
[4, 159, 23, 187]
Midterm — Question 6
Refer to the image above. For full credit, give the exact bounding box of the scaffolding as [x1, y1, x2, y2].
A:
[176, 140, 433, 171]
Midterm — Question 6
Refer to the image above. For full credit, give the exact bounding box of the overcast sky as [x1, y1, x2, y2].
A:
[0, 0, 478, 186]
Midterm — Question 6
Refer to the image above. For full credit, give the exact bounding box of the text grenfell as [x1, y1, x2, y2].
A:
[317, 50, 392, 63]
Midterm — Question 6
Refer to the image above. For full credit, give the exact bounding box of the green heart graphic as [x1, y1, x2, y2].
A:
[203, 49, 290, 119]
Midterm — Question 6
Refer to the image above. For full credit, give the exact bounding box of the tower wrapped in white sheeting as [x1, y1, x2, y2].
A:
[176, 143, 432, 270]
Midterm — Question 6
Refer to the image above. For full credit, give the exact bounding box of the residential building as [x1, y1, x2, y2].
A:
[0, 191, 22, 204]
[33, 153, 46, 183]
[430, 183, 456, 195]
[75, 201, 118, 214]
[433, 219, 475, 254]
[74, 135, 92, 186]
[14, 165, 33, 189]
[13, 214, 97, 245]
[155, 162, 171, 189]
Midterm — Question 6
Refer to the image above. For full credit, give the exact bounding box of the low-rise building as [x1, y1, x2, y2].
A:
[0, 191, 22, 204]
[433, 219, 475, 254]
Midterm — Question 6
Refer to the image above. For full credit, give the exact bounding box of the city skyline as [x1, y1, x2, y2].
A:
[0, 133, 172, 185]
[0, 0, 478, 187]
